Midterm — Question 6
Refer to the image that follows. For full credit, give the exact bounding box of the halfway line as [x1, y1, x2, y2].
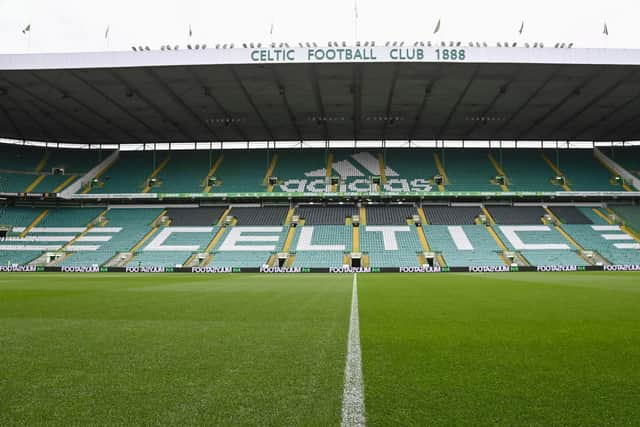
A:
[341, 273, 366, 427]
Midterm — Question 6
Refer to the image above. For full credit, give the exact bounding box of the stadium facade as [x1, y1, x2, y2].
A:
[1, 46, 639, 272]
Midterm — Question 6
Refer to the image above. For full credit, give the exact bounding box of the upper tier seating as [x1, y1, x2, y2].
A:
[603, 147, 640, 179]
[487, 206, 546, 224]
[422, 206, 481, 225]
[230, 206, 288, 225]
[499, 149, 557, 191]
[166, 207, 226, 226]
[210, 150, 267, 193]
[365, 205, 416, 225]
[549, 206, 593, 224]
[91, 152, 155, 194]
[545, 149, 619, 191]
[296, 205, 357, 225]
[272, 149, 327, 187]
[382, 149, 438, 183]
[439, 149, 500, 192]
[150, 151, 212, 193]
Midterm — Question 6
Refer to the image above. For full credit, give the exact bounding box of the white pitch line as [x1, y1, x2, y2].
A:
[341, 273, 366, 427]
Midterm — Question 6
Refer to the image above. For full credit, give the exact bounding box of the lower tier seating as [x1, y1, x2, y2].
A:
[563, 225, 640, 265]
[487, 206, 546, 224]
[230, 206, 288, 225]
[520, 250, 589, 266]
[209, 251, 271, 268]
[296, 205, 357, 225]
[365, 205, 416, 225]
[550, 206, 593, 224]
[425, 225, 504, 267]
[292, 251, 345, 268]
[423, 206, 481, 225]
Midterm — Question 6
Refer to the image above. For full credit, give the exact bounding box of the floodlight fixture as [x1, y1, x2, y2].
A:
[497, 42, 502, 47]
[188, 44, 193, 50]
[132, 46, 137, 51]
[568, 42, 573, 48]
[385, 41, 390, 47]
[243, 43, 248, 48]
[399, 41, 404, 46]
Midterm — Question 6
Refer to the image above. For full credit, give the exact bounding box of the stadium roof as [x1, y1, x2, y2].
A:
[2, 47, 640, 144]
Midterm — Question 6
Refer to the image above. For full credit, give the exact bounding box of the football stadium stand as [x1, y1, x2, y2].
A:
[90, 152, 156, 193]
[0, 144, 103, 193]
[439, 149, 502, 192]
[209, 150, 268, 193]
[165, 207, 226, 226]
[1, 204, 639, 269]
[422, 205, 482, 225]
[611, 205, 640, 232]
[62, 208, 163, 267]
[272, 149, 328, 192]
[365, 205, 416, 225]
[549, 206, 594, 224]
[544, 149, 619, 191]
[486, 206, 547, 225]
[360, 225, 422, 267]
[381, 149, 438, 191]
[291, 225, 352, 267]
[150, 151, 212, 193]
[296, 205, 358, 225]
[425, 225, 504, 267]
[563, 224, 640, 265]
[498, 149, 557, 191]
[230, 206, 289, 225]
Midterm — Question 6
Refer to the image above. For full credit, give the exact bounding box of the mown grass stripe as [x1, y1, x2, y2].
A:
[341, 273, 366, 427]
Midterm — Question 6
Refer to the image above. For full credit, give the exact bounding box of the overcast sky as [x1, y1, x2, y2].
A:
[0, 0, 637, 53]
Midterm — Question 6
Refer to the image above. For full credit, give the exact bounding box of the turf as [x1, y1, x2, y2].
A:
[0, 273, 352, 426]
[358, 272, 640, 426]
[2, 272, 640, 426]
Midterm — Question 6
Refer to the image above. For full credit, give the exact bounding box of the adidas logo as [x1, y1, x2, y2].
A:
[278, 152, 433, 193]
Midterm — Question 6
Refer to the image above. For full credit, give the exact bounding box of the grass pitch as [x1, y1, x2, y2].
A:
[0, 274, 352, 426]
[1, 272, 640, 426]
[359, 272, 640, 426]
